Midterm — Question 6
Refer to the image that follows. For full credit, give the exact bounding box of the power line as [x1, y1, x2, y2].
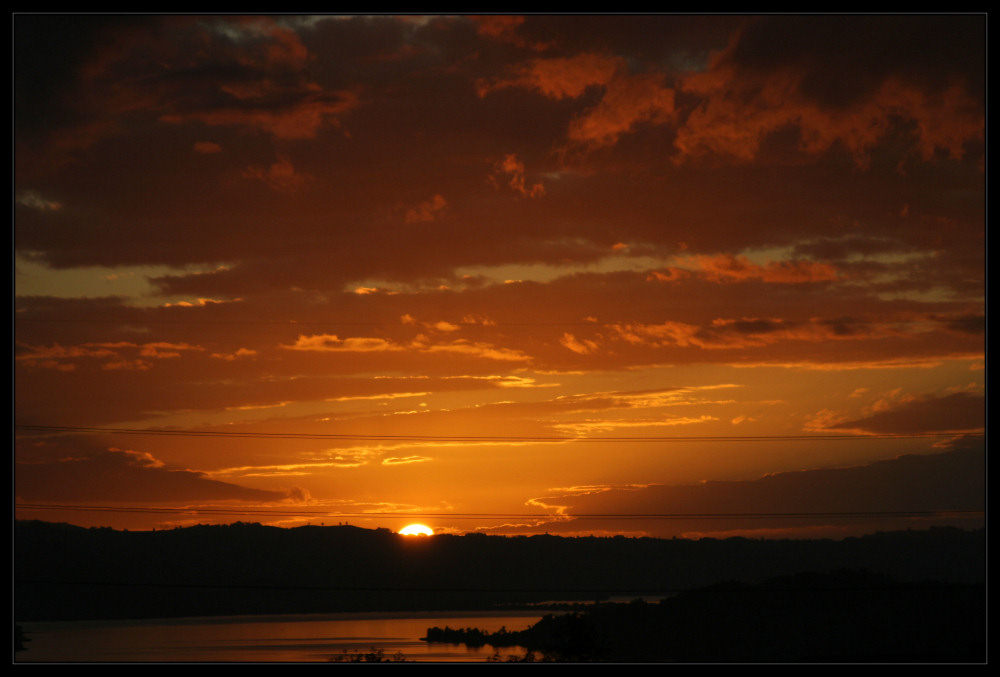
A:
[14, 316, 958, 328]
[14, 578, 984, 595]
[13, 503, 984, 519]
[14, 424, 982, 443]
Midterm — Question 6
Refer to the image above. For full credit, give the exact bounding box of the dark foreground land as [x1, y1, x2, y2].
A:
[14, 521, 986, 662]
[424, 570, 985, 662]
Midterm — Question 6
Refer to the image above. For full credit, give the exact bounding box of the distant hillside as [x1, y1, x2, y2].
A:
[13, 521, 986, 622]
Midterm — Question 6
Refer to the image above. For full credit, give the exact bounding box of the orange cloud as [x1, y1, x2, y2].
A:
[243, 155, 311, 192]
[16, 341, 204, 368]
[567, 72, 676, 150]
[675, 39, 984, 167]
[645, 268, 691, 283]
[685, 254, 839, 284]
[283, 334, 404, 353]
[283, 334, 531, 362]
[400, 315, 464, 332]
[17, 342, 120, 362]
[418, 339, 531, 362]
[614, 321, 730, 350]
[560, 332, 599, 355]
[478, 52, 622, 99]
[381, 455, 433, 466]
[68, 16, 360, 146]
[468, 15, 549, 50]
[193, 141, 222, 154]
[480, 52, 676, 152]
[162, 297, 235, 308]
[405, 194, 448, 223]
[211, 348, 257, 361]
[101, 359, 153, 371]
[138, 342, 204, 359]
[241, 17, 311, 70]
[611, 316, 909, 352]
[470, 15, 524, 38]
[492, 154, 544, 197]
[163, 87, 359, 140]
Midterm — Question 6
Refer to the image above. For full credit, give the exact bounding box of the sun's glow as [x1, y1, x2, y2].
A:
[399, 523, 434, 536]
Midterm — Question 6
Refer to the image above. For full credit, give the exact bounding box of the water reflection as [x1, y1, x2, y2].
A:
[17, 611, 544, 663]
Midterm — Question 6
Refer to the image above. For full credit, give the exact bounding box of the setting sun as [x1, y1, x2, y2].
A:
[399, 524, 434, 536]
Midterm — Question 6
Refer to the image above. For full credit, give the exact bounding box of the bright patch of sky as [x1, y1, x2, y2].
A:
[873, 288, 960, 303]
[15, 254, 234, 307]
[454, 251, 670, 285]
[747, 242, 922, 266]
[340, 239, 949, 299]
[344, 242, 854, 294]
[348, 247, 673, 294]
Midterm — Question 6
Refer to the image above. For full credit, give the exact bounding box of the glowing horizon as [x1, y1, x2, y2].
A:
[14, 14, 985, 539]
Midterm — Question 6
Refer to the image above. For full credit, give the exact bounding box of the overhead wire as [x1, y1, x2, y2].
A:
[13, 315, 958, 330]
[13, 503, 984, 520]
[13, 424, 982, 443]
[13, 578, 984, 595]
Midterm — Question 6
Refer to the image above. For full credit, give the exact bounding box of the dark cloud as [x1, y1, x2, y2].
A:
[15, 436, 289, 503]
[831, 392, 985, 435]
[725, 15, 985, 108]
[519, 14, 742, 66]
[14, 15, 140, 137]
[673, 15, 984, 168]
[791, 235, 907, 261]
[940, 313, 986, 335]
[533, 443, 985, 538]
[14, 15, 985, 287]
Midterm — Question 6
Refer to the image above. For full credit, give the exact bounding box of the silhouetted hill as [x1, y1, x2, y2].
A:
[13, 520, 985, 622]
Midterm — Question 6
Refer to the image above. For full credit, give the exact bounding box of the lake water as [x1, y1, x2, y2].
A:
[15, 611, 547, 663]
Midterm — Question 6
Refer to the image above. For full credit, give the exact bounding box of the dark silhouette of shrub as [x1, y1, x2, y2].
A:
[329, 647, 408, 662]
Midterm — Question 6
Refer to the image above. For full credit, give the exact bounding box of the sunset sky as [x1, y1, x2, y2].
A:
[14, 14, 985, 538]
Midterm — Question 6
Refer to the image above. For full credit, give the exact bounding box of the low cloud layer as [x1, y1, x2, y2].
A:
[524, 441, 985, 538]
